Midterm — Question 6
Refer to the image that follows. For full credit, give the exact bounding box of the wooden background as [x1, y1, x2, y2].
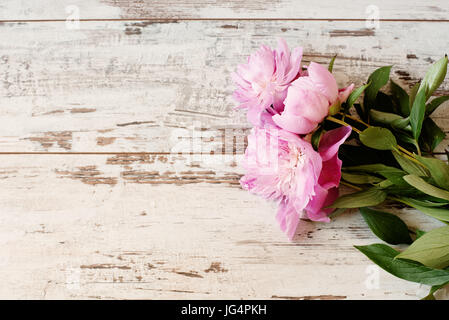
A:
[0, 0, 448, 299]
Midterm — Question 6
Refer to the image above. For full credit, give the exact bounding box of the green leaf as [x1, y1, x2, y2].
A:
[391, 80, 410, 116]
[410, 88, 427, 140]
[346, 82, 370, 110]
[311, 127, 324, 151]
[403, 175, 449, 201]
[395, 131, 420, 153]
[378, 172, 408, 187]
[328, 208, 348, 219]
[375, 179, 394, 189]
[416, 230, 427, 239]
[396, 226, 449, 269]
[341, 172, 383, 185]
[422, 282, 449, 300]
[355, 243, 449, 286]
[407, 198, 449, 207]
[391, 118, 411, 131]
[359, 207, 412, 245]
[421, 118, 446, 152]
[344, 164, 409, 187]
[420, 56, 448, 100]
[363, 66, 392, 117]
[359, 127, 397, 150]
[409, 82, 420, 109]
[329, 188, 387, 208]
[344, 164, 403, 174]
[416, 156, 449, 190]
[392, 151, 429, 177]
[328, 55, 337, 73]
[401, 197, 449, 222]
[427, 96, 449, 116]
[369, 109, 404, 126]
[384, 185, 426, 197]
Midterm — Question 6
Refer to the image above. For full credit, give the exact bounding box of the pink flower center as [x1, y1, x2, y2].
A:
[277, 143, 305, 194]
[252, 75, 278, 96]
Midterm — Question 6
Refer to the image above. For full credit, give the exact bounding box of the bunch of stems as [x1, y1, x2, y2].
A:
[326, 112, 425, 168]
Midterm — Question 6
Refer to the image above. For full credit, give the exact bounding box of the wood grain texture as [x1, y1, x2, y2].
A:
[1, 1, 449, 300]
[0, 20, 448, 153]
[1, 0, 449, 20]
[0, 154, 447, 299]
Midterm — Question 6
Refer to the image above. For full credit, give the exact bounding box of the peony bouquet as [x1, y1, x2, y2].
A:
[233, 39, 449, 299]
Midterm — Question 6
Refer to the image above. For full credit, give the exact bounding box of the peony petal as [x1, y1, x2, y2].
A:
[338, 83, 355, 103]
[246, 105, 263, 126]
[272, 113, 317, 134]
[286, 47, 303, 82]
[305, 184, 331, 222]
[318, 125, 352, 161]
[297, 90, 330, 123]
[307, 62, 338, 103]
[318, 154, 342, 189]
[290, 76, 316, 92]
[305, 186, 339, 222]
[289, 139, 323, 212]
[260, 109, 278, 127]
[321, 187, 339, 216]
[275, 39, 302, 85]
[272, 89, 288, 113]
[276, 198, 300, 240]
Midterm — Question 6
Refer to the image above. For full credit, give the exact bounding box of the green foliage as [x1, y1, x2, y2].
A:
[400, 197, 449, 222]
[410, 88, 427, 140]
[403, 175, 449, 201]
[341, 172, 383, 185]
[327, 54, 449, 299]
[421, 118, 446, 152]
[329, 188, 387, 208]
[426, 96, 449, 116]
[392, 151, 429, 177]
[359, 207, 412, 245]
[359, 127, 397, 150]
[420, 56, 448, 100]
[416, 156, 449, 190]
[311, 127, 324, 151]
[363, 66, 392, 119]
[396, 226, 449, 269]
[328, 55, 337, 73]
[355, 244, 449, 286]
[391, 80, 410, 116]
[346, 82, 370, 111]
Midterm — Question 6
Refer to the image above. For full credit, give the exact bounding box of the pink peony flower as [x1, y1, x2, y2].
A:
[272, 62, 354, 134]
[240, 124, 352, 239]
[232, 39, 303, 126]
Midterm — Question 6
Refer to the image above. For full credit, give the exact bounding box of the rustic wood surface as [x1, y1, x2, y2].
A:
[0, 1, 448, 299]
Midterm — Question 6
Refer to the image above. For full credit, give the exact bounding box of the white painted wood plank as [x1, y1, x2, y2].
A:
[0, 154, 447, 299]
[0, 0, 448, 20]
[0, 20, 448, 152]
[1, 4, 448, 301]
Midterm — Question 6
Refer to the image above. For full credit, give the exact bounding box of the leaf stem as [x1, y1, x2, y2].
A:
[387, 196, 412, 207]
[392, 147, 427, 169]
[326, 116, 361, 134]
[415, 140, 422, 156]
[396, 145, 415, 158]
[336, 112, 418, 158]
[340, 180, 363, 191]
[338, 112, 370, 127]
[326, 115, 426, 168]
